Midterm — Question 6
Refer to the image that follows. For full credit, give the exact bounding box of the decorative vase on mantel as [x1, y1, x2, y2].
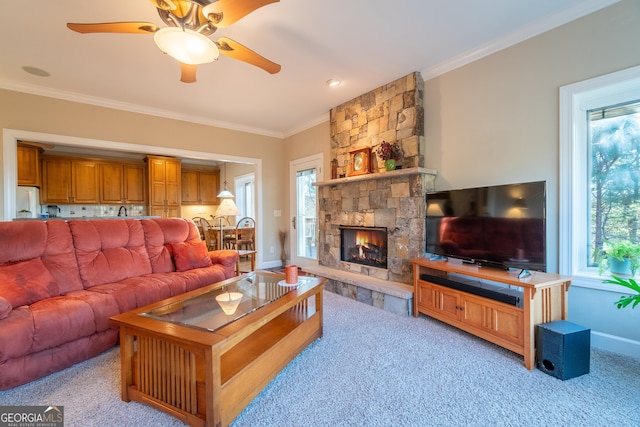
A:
[384, 159, 396, 171]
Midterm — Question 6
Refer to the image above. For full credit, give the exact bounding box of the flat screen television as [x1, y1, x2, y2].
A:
[425, 181, 546, 272]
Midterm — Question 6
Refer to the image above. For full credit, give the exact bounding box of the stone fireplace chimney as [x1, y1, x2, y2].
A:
[309, 73, 437, 314]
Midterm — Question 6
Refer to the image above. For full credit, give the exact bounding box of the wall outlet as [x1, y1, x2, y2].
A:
[274, 210, 281, 217]
[270, 246, 275, 254]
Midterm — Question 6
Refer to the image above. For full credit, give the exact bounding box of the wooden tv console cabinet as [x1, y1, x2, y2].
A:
[410, 258, 571, 369]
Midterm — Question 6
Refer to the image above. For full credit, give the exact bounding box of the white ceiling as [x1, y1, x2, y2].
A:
[0, 0, 619, 138]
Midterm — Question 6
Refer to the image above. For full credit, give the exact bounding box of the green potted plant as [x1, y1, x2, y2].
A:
[376, 140, 401, 171]
[597, 240, 640, 276]
[603, 275, 640, 309]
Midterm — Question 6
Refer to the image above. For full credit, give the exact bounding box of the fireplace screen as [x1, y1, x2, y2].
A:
[339, 226, 388, 269]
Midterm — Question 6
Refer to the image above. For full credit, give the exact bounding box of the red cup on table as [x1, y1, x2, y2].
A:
[285, 265, 298, 284]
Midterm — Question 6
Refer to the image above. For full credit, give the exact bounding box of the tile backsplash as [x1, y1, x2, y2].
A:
[42, 204, 147, 218]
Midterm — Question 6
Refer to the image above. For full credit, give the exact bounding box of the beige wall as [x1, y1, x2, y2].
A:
[0, 89, 285, 266]
[424, 0, 640, 273]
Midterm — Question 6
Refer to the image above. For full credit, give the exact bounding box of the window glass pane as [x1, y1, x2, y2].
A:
[296, 168, 317, 258]
[588, 100, 640, 266]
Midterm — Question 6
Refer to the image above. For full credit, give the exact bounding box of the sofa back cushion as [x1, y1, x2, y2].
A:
[0, 220, 48, 263]
[142, 218, 202, 273]
[42, 220, 84, 293]
[69, 219, 152, 288]
[0, 220, 83, 298]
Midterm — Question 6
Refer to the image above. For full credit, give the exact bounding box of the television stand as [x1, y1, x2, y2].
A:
[410, 258, 571, 369]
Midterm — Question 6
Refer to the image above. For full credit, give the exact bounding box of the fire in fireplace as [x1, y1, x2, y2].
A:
[339, 226, 388, 269]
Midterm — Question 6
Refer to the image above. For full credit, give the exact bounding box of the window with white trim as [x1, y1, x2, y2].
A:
[560, 66, 640, 285]
[234, 173, 255, 219]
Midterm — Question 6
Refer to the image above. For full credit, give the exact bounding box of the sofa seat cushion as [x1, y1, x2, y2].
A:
[0, 297, 97, 362]
[171, 240, 213, 271]
[64, 290, 121, 332]
[176, 266, 228, 291]
[0, 258, 60, 308]
[70, 220, 152, 288]
[87, 274, 189, 313]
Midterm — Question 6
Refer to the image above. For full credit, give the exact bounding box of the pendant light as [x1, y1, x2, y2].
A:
[217, 162, 234, 198]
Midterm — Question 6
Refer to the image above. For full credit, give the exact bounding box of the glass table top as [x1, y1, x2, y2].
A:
[140, 271, 312, 333]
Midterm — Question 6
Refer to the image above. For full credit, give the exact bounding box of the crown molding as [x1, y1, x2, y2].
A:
[0, 80, 284, 139]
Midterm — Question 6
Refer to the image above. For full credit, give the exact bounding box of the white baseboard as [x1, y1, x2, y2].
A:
[259, 260, 283, 270]
[591, 331, 640, 359]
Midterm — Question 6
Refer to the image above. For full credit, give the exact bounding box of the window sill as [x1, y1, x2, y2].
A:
[571, 270, 634, 294]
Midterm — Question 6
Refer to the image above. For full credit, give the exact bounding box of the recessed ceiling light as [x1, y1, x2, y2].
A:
[22, 66, 51, 77]
[326, 79, 341, 88]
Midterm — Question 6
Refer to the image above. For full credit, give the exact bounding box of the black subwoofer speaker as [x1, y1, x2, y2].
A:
[536, 320, 590, 380]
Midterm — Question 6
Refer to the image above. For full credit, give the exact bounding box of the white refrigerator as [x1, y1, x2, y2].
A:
[16, 186, 40, 218]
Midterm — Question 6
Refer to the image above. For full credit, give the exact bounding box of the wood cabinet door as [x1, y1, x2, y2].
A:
[148, 157, 167, 206]
[198, 170, 219, 205]
[41, 158, 72, 203]
[164, 159, 181, 207]
[461, 294, 524, 346]
[417, 281, 460, 321]
[17, 144, 40, 186]
[72, 161, 100, 204]
[181, 170, 200, 204]
[124, 164, 146, 204]
[99, 163, 124, 204]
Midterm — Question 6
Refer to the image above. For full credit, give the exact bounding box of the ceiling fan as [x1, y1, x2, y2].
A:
[67, 0, 281, 83]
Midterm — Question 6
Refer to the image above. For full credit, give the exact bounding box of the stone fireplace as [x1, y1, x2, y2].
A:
[304, 72, 437, 316]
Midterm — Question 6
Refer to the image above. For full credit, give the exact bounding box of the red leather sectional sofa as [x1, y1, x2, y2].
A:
[0, 218, 238, 390]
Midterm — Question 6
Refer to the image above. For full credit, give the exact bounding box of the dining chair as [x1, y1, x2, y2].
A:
[198, 218, 218, 251]
[235, 217, 256, 251]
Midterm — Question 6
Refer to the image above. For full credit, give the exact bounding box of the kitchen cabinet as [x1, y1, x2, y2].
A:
[181, 168, 220, 205]
[41, 157, 99, 204]
[17, 143, 41, 187]
[100, 163, 146, 204]
[147, 155, 181, 218]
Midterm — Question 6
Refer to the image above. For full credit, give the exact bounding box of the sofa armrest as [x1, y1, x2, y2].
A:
[209, 250, 240, 267]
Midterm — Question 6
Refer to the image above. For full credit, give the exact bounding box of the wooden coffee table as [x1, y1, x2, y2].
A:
[110, 271, 325, 427]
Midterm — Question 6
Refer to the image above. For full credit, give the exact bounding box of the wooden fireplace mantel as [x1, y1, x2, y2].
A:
[314, 167, 437, 187]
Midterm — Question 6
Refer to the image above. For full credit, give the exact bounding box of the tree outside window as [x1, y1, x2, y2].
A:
[589, 101, 640, 265]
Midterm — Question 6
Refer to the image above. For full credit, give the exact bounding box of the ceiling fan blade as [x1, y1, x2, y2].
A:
[148, 0, 177, 10]
[217, 37, 280, 74]
[180, 62, 198, 83]
[203, 0, 279, 28]
[67, 22, 159, 34]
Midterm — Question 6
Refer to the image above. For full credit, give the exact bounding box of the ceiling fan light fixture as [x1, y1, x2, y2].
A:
[154, 27, 219, 64]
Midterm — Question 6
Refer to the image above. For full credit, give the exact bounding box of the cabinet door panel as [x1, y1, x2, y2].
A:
[417, 281, 460, 320]
[438, 289, 461, 319]
[462, 294, 523, 346]
[100, 163, 124, 204]
[165, 160, 181, 206]
[124, 164, 146, 204]
[198, 171, 219, 205]
[181, 170, 200, 204]
[41, 159, 71, 203]
[17, 145, 40, 186]
[72, 161, 99, 204]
